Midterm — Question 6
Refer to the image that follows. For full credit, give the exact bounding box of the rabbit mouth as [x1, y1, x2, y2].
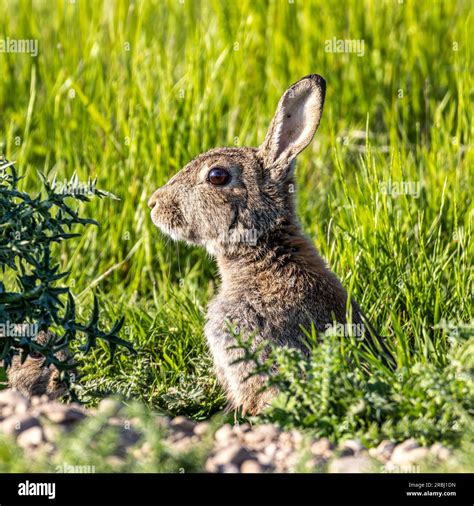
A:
[151, 214, 196, 244]
[152, 218, 183, 241]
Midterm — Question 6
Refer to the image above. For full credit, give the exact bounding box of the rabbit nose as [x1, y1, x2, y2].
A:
[148, 191, 159, 209]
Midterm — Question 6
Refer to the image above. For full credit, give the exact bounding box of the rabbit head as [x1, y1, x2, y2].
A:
[148, 74, 326, 256]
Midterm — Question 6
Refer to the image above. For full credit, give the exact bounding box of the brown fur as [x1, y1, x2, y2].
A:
[149, 74, 364, 414]
[5, 330, 72, 399]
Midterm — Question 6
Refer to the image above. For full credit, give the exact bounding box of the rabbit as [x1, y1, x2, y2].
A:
[3, 329, 73, 399]
[148, 74, 369, 415]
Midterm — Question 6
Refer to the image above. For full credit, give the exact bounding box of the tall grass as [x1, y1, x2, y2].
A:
[0, 0, 472, 424]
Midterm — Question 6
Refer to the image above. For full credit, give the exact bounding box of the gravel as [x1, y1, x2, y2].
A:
[0, 389, 453, 473]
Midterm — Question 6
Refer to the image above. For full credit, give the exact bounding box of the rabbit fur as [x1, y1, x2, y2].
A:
[149, 74, 367, 414]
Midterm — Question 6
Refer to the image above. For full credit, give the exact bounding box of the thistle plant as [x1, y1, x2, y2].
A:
[0, 158, 134, 387]
[228, 323, 473, 446]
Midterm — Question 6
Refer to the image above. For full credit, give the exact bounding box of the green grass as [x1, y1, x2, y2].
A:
[0, 0, 472, 448]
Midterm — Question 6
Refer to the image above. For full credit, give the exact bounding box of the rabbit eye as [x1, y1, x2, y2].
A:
[207, 167, 231, 186]
[30, 351, 43, 360]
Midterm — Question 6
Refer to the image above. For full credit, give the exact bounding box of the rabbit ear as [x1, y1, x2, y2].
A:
[259, 74, 326, 178]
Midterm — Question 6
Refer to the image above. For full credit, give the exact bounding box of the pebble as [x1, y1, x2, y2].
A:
[233, 423, 251, 436]
[390, 438, 423, 466]
[214, 424, 234, 444]
[290, 430, 303, 445]
[310, 438, 334, 457]
[31, 395, 49, 407]
[0, 414, 40, 435]
[17, 426, 44, 448]
[169, 416, 195, 433]
[369, 440, 395, 462]
[220, 463, 240, 473]
[0, 388, 459, 474]
[243, 427, 277, 447]
[430, 443, 451, 461]
[240, 459, 263, 473]
[329, 456, 374, 473]
[263, 442, 278, 458]
[43, 405, 87, 424]
[0, 389, 29, 407]
[391, 447, 430, 466]
[193, 422, 210, 436]
[340, 439, 366, 456]
[211, 443, 254, 466]
[0, 405, 14, 419]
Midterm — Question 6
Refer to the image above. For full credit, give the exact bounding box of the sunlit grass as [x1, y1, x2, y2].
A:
[0, 0, 472, 435]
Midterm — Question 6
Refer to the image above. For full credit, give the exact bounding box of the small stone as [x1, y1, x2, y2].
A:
[132, 441, 152, 460]
[290, 430, 303, 444]
[177, 435, 200, 452]
[391, 441, 429, 466]
[0, 405, 14, 419]
[214, 424, 234, 444]
[256, 453, 273, 466]
[329, 456, 374, 473]
[369, 440, 395, 462]
[31, 395, 49, 407]
[240, 459, 262, 473]
[220, 463, 240, 473]
[43, 405, 86, 424]
[263, 442, 278, 458]
[0, 414, 40, 436]
[0, 389, 29, 408]
[390, 439, 420, 464]
[193, 422, 210, 436]
[212, 443, 253, 466]
[17, 426, 44, 448]
[282, 452, 301, 471]
[31, 396, 42, 407]
[278, 432, 293, 446]
[170, 416, 195, 433]
[310, 438, 334, 457]
[168, 431, 189, 444]
[205, 458, 218, 473]
[256, 424, 279, 438]
[430, 443, 451, 461]
[274, 447, 292, 462]
[243, 431, 266, 447]
[393, 438, 419, 452]
[340, 439, 366, 456]
[233, 423, 251, 436]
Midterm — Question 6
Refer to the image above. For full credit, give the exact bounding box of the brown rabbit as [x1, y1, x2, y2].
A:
[3, 330, 72, 399]
[149, 74, 367, 415]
